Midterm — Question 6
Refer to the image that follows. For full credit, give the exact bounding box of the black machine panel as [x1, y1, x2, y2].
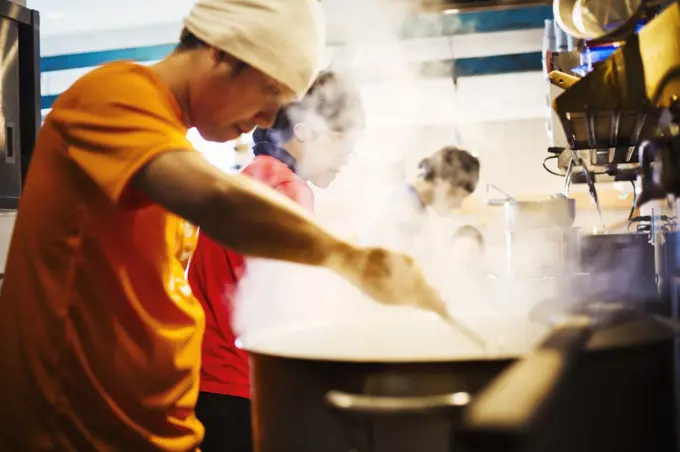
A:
[0, 1, 40, 210]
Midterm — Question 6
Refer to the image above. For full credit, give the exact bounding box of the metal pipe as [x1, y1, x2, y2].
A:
[425, 0, 551, 14]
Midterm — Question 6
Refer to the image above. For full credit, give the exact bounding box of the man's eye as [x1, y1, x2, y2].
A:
[269, 85, 282, 97]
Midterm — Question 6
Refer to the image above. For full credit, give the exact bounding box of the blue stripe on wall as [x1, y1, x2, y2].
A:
[40, 5, 552, 73]
[41, 95, 58, 110]
[38, 5, 551, 110]
[456, 51, 541, 76]
[396, 5, 552, 39]
[443, 5, 552, 34]
[41, 43, 176, 72]
[40, 51, 542, 110]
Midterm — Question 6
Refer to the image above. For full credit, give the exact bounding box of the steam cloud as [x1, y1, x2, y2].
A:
[230, 0, 654, 357]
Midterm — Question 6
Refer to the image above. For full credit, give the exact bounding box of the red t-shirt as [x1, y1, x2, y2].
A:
[187, 155, 314, 399]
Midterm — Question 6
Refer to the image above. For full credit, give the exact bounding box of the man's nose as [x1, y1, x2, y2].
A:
[256, 109, 279, 128]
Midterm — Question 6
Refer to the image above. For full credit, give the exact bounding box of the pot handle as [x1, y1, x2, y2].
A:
[326, 391, 471, 417]
[460, 317, 593, 446]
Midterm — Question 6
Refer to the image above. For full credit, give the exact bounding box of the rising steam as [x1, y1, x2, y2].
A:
[231, 0, 648, 355]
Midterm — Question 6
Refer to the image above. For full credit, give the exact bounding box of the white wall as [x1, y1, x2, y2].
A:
[38, 20, 551, 172]
[1, 4, 560, 270]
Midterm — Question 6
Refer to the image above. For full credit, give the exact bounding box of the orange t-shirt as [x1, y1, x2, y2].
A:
[0, 62, 205, 451]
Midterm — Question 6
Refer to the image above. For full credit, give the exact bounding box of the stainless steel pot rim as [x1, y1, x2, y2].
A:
[239, 347, 522, 363]
[235, 316, 548, 363]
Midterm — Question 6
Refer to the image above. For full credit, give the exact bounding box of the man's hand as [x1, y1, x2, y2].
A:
[332, 246, 449, 317]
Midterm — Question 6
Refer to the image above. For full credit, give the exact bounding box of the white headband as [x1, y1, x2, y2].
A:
[185, 0, 326, 98]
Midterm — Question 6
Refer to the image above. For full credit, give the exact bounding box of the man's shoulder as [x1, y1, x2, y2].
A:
[55, 62, 167, 109]
[46, 61, 186, 136]
[242, 155, 297, 185]
[242, 156, 313, 209]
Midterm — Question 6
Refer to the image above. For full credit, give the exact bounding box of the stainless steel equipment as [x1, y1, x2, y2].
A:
[544, 2, 680, 451]
[0, 1, 40, 210]
[242, 312, 677, 452]
[487, 188, 578, 278]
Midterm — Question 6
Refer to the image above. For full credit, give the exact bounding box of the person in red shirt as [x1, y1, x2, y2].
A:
[187, 71, 365, 452]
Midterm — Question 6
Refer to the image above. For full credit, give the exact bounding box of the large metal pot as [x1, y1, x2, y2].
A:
[240, 311, 676, 452]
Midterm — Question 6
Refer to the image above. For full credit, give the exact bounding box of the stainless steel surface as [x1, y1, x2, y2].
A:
[0, 0, 33, 25]
[326, 390, 471, 416]
[581, 163, 605, 228]
[563, 154, 575, 196]
[248, 316, 676, 452]
[501, 197, 576, 230]
[0, 1, 39, 209]
[486, 183, 516, 202]
[419, 0, 551, 13]
[554, 0, 644, 40]
[553, 2, 680, 152]
[0, 17, 21, 205]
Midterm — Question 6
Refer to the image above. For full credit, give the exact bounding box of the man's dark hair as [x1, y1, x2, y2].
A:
[175, 28, 249, 74]
[453, 225, 485, 248]
[253, 71, 365, 144]
[176, 28, 208, 52]
[418, 146, 480, 194]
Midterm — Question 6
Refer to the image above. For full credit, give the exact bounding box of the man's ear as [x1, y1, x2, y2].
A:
[293, 123, 311, 142]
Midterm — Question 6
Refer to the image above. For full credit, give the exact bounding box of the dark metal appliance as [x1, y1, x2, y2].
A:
[244, 313, 677, 452]
[546, 2, 680, 451]
[0, 0, 40, 210]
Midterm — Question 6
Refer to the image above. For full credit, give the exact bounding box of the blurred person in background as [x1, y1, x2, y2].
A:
[451, 225, 485, 265]
[412, 147, 481, 216]
[0, 1, 445, 450]
[437, 224, 490, 311]
[450, 224, 487, 283]
[365, 146, 481, 253]
[187, 71, 364, 452]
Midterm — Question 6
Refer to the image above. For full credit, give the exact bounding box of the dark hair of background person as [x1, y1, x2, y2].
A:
[453, 225, 485, 248]
[253, 71, 366, 144]
[418, 146, 481, 194]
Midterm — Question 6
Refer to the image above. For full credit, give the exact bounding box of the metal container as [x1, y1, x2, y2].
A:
[241, 314, 676, 452]
[499, 198, 576, 230]
[486, 195, 578, 277]
[505, 227, 580, 277]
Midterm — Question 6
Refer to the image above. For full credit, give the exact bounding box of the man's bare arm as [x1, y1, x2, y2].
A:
[131, 150, 448, 316]
[132, 150, 358, 270]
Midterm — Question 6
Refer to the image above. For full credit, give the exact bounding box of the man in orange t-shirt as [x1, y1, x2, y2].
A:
[0, 1, 446, 451]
